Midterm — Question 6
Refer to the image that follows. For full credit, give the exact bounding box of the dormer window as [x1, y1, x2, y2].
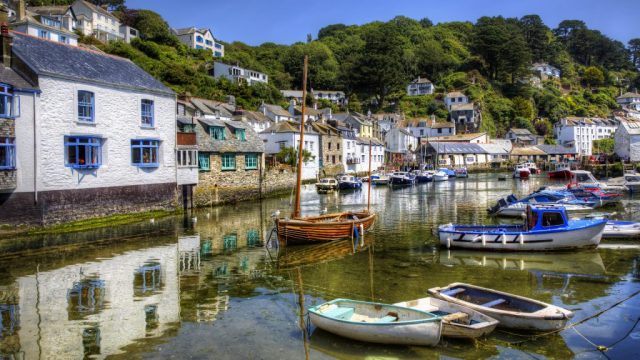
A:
[42, 17, 61, 28]
[210, 126, 225, 140]
[235, 128, 246, 141]
[0, 84, 19, 119]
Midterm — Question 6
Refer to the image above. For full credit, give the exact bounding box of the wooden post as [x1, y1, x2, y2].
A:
[368, 140, 372, 213]
[292, 55, 308, 219]
[295, 268, 310, 360]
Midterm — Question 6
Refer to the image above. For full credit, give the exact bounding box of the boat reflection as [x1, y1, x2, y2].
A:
[274, 239, 371, 270]
[439, 250, 606, 275]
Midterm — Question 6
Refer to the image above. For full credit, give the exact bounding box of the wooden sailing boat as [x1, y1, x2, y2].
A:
[274, 56, 376, 245]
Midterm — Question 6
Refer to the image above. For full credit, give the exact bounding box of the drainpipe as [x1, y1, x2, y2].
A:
[33, 92, 37, 203]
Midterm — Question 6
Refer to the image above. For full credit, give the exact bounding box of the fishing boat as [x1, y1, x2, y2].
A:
[440, 205, 606, 251]
[433, 170, 448, 182]
[372, 174, 390, 185]
[568, 170, 602, 190]
[413, 170, 432, 183]
[393, 297, 498, 339]
[338, 175, 362, 190]
[513, 163, 531, 179]
[428, 283, 574, 331]
[455, 168, 468, 178]
[315, 178, 338, 192]
[273, 56, 376, 245]
[605, 172, 640, 193]
[548, 163, 572, 180]
[525, 162, 540, 175]
[389, 171, 415, 185]
[488, 191, 595, 217]
[308, 299, 442, 346]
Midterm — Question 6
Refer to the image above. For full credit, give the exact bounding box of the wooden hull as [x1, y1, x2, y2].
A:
[309, 299, 442, 346]
[429, 283, 574, 331]
[275, 211, 376, 245]
[393, 297, 498, 339]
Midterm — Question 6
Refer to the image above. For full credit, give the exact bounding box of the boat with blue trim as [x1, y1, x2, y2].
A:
[337, 175, 362, 190]
[389, 171, 416, 185]
[428, 283, 574, 331]
[440, 205, 606, 251]
[438, 167, 456, 178]
[488, 190, 596, 217]
[308, 298, 442, 346]
[455, 167, 468, 178]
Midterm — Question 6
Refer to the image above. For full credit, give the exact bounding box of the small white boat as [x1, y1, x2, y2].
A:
[513, 163, 531, 179]
[308, 299, 442, 346]
[606, 172, 640, 193]
[603, 220, 640, 239]
[393, 297, 498, 339]
[315, 178, 338, 192]
[433, 171, 448, 182]
[455, 168, 468, 178]
[439, 205, 606, 251]
[372, 174, 390, 185]
[428, 283, 574, 331]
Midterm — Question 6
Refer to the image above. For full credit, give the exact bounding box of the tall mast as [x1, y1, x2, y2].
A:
[367, 139, 372, 213]
[293, 55, 308, 219]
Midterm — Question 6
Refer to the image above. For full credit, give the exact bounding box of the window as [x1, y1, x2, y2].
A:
[38, 29, 50, 39]
[214, 51, 223, 57]
[42, 17, 61, 28]
[542, 212, 565, 227]
[131, 139, 159, 167]
[0, 137, 15, 169]
[235, 128, 246, 141]
[64, 136, 101, 169]
[196, 35, 203, 43]
[222, 153, 236, 170]
[195, 45, 204, 49]
[59, 35, 68, 44]
[337, 143, 340, 150]
[77, 91, 94, 122]
[205, 40, 213, 46]
[0, 84, 19, 119]
[215, 43, 222, 49]
[141, 99, 154, 127]
[278, 141, 286, 150]
[245, 153, 258, 170]
[332, 155, 336, 164]
[198, 152, 210, 171]
[177, 103, 185, 116]
[177, 149, 198, 167]
[211, 126, 225, 140]
[328, 142, 332, 150]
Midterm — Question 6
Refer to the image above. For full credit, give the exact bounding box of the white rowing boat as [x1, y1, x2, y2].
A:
[393, 297, 498, 339]
[428, 283, 574, 331]
[308, 298, 442, 346]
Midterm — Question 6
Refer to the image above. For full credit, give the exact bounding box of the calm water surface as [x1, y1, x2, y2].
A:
[1, 174, 640, 359]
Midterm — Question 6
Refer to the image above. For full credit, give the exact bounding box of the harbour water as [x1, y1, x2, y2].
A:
[1, 174, 639, 359]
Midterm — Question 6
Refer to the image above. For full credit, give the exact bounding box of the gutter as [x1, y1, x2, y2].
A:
[33, 91, 37, 203]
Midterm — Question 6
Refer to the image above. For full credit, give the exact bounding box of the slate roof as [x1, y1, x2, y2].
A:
[173, 27, 210, 36]
[429, 132, 486, 142]
[428, 142, 486, 154]
[446, 91, 465, 98]
[309, 122, 339, 136]
[262, 121, 318, 135]
[76, 0, 116, 19]
[509, 128, 533, 135]
[234, 110, 271, 123]
[617, 92, 640, 100]
[11, 32, 174, 96]
[195, 118, 264, 153]
[560, 117, 618, 127]
[450, 103, 474, 111]
[478, 144, 510, 154]
[511, 147, 546, 156]
[410, 77, 432, 84]
[190, 98, 233, 117]
[619, 120, 640, 135]
[280, 90, 303, 98]
[0, 64, 38, 90]
[27, 5, 74, 16]
[261, 104, 291, 117]
[535, 144, 577, 155]
[356, 137, 384, 146]
[293, 106, 323, 116]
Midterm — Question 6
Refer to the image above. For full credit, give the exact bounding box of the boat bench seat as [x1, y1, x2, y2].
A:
[441, 288, 465, 297]
[323, 307, 354, 320]
[377, 315, 398, 323]
[481, 298, 506, 308]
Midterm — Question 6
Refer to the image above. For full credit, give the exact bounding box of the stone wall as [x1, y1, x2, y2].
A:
[0, 183, 177, 226]
[0, 118, 17, 190]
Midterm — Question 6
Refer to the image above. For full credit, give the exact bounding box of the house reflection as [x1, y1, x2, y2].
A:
[67, 277, 106, 320]
[0, 284, 21, 359]
[82, 324, 101, 358]
[134, 261, 163, 296]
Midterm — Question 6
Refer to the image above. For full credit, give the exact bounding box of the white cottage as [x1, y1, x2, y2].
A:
[614, 118, 640, 162]
[554, 117, 618, 156]
[260, 121, 319, 180]
[0, 30, 177, 224]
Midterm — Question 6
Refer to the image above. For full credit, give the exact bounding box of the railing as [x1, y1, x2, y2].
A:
[177, 132, 197, 146]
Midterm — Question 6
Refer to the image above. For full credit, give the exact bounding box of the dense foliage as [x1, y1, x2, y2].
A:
[79, 4, 640, 137]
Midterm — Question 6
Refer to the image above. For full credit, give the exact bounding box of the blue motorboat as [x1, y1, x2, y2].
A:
[438, 168, 456, 178]
[390, 171, 416, 186]
[416, 171, 434, 183]
[488, 190, 595, 217]
[338, 175, 362, 190]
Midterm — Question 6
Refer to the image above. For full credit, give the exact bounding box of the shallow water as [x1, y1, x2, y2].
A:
[1, 174, 639, 359]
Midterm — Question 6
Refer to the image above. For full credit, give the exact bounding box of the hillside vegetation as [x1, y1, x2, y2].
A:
[67, 3, 640, 138]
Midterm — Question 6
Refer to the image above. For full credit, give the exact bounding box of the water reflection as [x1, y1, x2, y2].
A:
[0, 174, 638, 359]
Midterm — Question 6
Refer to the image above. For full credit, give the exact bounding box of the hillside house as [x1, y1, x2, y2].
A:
[554, 117, 618, 156]
[406, 118, 455, 139]
[614, 118, 640, 162]
[12, 2, 78, 45]
[385, 128, 418, 163]
[173, 27, 224, 57]
[211, 61, 267, 85]
[429, 132, 487, 144]
[72, 0, 137, 43]
[259, 103, 295, 123]
[449, 103, 481, 133]
[444, 91, 468, 110]
[616, 92, 640, 111]
[406, 77, 434, 96]
[506, 128, 542, 146]
[531, 63, 561, 80]
[233, 109, 273, 134]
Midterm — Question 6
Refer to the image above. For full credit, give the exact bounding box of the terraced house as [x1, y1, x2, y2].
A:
[0, 28, 177, 224]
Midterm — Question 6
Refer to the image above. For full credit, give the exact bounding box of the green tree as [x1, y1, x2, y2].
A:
[123, 9, 178, 46]
[519, 15, 550, 62]
[276, 146, 314, 167]
[592, 138, 614, 154]
[583, 66, 605, 87]
[512, 96, 535, 119]
[628, 38, 640, 68]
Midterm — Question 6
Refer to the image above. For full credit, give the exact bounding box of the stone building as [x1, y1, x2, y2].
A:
[260, 121, 319, 180]
[309, 121, 342, 173]
[0, 29, 177, 225]
[195, 116, 265, 200]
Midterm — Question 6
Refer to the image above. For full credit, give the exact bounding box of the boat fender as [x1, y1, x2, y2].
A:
[481, 234, 486, 247]
[446, 237, 451, 249]
[501, 233, 506, 245]
[519, 233, 524, 245]
[360, 224, 365, 247]
[472, 235, 482, 243]
[353, 225, 359, 240]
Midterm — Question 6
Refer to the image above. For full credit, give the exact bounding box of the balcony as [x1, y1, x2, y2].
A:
[177, 132, 197, 146]
[346, 157, 361, 165]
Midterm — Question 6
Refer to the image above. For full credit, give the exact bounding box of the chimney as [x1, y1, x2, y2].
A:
[15, 0, 25, 22]
[0, 5, 12, 68]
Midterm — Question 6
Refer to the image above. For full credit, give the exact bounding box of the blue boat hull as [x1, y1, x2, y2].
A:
[339, 182, 362, 190]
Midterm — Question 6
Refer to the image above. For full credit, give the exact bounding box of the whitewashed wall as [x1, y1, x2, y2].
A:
[35, 76, 176, 191]
[13, 90, 37, 192]
[260, 131, 319, 180]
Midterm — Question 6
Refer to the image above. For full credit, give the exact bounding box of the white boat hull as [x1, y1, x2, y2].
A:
[309, 313, 441, 346]
[439, 223, 604, 251]
[429, 283, 574, 331]
[603, 223, 640, 239]
[393, 297, 498, 339]
[433, 174, 448, 182]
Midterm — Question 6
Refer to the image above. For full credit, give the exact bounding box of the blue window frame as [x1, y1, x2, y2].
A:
[214, 51, 222, 57]
[221, 153, 235, 170]
[60, 35, 67, 44]
[64, 136, 101, 169]
[205, 39, 213, 46]
[214, 43, 222, 49]
[42, 17, 61, 28]
[198, 152, 210, 171]
[77, 90, 94, 122]
[0, 84, 19, 119]
[0, 137, 15, 170]
[38, 29, 50, 39]
[141, 99, 154, 127]
[195, 45, 203, 49]
[245, 153, 257, 170]
[196, 35, 203, 43]
[131, 139, 159, 167]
